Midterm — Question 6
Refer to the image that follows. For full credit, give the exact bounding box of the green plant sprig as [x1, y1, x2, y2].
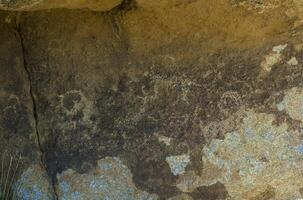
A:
[0, 152, 21, 200]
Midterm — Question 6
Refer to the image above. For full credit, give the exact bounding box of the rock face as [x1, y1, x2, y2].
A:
[0, 12, 55, 199]
[56, 157, 157, 200]
[1, 0, 303, 199]
[0, 0, 122, 11]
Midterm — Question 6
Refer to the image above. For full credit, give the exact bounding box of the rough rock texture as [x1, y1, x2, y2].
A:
[0, 12, 55, 199]
[0, 0, 122, 11]
[201, 110, 303, 199]
[1, 0, 303, 199]
[14, 165, 56, 200]
[56, 157, 157, 200]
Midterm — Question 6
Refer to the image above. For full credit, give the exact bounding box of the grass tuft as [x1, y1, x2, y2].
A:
[0, 152, 21, 200]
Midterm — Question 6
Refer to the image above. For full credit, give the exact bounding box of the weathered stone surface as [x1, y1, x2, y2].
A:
[56, 157, 157, 200]
[1, 0, 303, 199]
[14, 165, 56, 200]
[166, 154, 191, 176]
[0, 13, 33, 166]
[201, 110, 303, 199]
[277, 87, 303, 122]
[168, 194, 193, 200]
[0, 13, 54, 199]
[0, 0, 122, 11]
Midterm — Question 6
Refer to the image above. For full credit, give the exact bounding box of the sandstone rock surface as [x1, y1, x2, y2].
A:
[0, 12, 54, 199]
[0, 0, 122, 11]
[1, 0, 303, 199]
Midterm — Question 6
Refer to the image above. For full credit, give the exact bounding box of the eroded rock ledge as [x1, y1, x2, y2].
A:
[1, 0, 303, 200]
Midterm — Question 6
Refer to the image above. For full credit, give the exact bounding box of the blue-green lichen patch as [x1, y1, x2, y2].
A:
[200, 110, 303, 199]
[56, 157, 158, 200]
[166, 154, 190, 176]
[14, 165, 56, 200]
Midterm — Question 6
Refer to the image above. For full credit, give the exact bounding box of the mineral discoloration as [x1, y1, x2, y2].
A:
[287, 57, 299, 66]
[18, 7, 303, 197]
[261, 44, 287, 72]
[1, 0, 303, 199]
[157, 135, 172, 146]
[56, 157, 157, 200]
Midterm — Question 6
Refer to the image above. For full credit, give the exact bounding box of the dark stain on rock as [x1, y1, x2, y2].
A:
[190, 182, 229, 200]
[36, 48, 270, 192]
[1, 98, 31, 137]
[4, 78, 23, 96]
[62, 92, 82, 111]
[43, 82, 134, 182]
[45, 131, 99, 180]
[43, 118, 127, 182]
[35, 44, 303, 197]
[125, 137, 180, 199]
[135, 117, 158, 134]
[14, 8, 303, 198]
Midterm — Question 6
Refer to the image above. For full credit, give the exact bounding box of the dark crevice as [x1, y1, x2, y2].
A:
[117, 0, 137, 11]
[12, 13, 59, 200]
